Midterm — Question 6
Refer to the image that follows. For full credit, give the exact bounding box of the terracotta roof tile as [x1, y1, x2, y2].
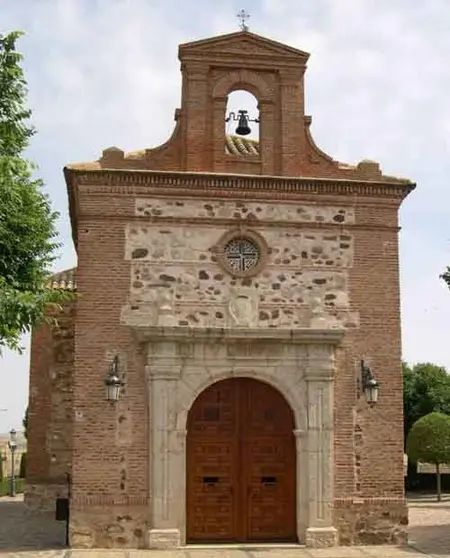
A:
[67, 136, 260, 170]
[225, 135, 259, 156]
[47, 268, 77, 291]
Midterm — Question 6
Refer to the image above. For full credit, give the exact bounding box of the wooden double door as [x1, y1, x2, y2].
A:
[187, 378, 297, 543]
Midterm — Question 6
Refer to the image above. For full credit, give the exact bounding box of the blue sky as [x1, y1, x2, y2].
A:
[1, 0, 450, 434]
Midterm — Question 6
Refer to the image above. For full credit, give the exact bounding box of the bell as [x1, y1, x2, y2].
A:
[235, 110, 251, 136]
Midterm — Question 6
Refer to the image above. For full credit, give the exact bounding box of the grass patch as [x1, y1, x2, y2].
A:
[0, 477, 24, 496]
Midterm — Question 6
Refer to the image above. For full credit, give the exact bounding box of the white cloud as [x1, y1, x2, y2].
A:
[1, 0, 450, 432]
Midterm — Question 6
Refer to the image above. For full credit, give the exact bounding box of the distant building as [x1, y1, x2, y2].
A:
[0, 431, 26, 479]
[417, 462, 450, 474]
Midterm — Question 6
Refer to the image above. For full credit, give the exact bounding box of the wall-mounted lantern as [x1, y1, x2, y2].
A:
[225, 109, 259, 136]
[105, 355, 124, 402]
[360, 360, 379, 407]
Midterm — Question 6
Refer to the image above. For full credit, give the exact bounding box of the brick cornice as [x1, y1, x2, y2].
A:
[65, 167, 415, 248]
[65, 167, 415, 198]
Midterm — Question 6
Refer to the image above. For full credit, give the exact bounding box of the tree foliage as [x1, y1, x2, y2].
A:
[406, 412, 450, 500]
[22, 406, 28, 439]
[19, 452, 26, 478]
[0, 31, 68, 352]
[403, 361, 450, 441]
[440, 267, 450, 289]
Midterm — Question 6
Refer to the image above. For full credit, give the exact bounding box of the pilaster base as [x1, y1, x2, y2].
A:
[148, 528, 181, 549]
[305, 526, 338, 548]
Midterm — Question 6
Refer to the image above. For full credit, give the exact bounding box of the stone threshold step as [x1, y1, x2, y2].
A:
[185, 543, 305, 549]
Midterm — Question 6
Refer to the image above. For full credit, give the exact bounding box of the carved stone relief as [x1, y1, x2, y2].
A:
[228, 287, 259, 327]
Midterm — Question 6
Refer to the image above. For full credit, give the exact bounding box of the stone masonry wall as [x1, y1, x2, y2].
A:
[334, 499, 408, 545]
[70, 506, 148, 548]
[122, 198, 358, 331]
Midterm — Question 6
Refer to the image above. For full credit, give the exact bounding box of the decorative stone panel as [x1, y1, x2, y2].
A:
[135, 198, 356, 225]
[125, 226, 353, 268]
[122, 222, 358, 331]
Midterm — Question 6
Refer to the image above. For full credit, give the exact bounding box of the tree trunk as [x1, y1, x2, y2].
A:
[436, 462, 442, 502]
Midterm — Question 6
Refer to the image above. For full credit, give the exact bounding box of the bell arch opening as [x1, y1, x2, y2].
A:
[225, 89, 260, 155]
[186, 377, 297, 543]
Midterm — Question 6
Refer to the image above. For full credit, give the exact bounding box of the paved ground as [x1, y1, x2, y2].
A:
[408, 493, 450, 556]
[0, 494, 448, 557]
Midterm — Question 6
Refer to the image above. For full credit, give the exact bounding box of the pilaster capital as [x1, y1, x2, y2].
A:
[279, 68, 305, 84]
[183, 61, 209, 80]
[145, 365, 181, 381]
[304, 373, 334, 383]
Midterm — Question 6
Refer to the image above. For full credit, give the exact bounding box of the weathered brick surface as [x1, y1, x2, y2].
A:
[26, 301, 75, 511]
[28, 30, 415, 548]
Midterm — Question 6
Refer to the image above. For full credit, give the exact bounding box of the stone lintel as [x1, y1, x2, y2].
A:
[133, 325, 345, 345]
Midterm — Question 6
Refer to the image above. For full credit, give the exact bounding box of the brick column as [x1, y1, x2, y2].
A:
[279, 69, 306, 176]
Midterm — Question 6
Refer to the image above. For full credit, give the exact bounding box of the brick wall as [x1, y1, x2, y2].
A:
[25, 301, 75, 511]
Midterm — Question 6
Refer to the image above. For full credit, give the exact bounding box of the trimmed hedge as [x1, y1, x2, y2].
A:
[0, 477, 24, 496]
[19, 453, 26, 478]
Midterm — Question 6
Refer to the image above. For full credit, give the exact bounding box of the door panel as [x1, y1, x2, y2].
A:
[243, 379, 297, 541]
[245, 437, 296, 541]
[187, 378, 296, 543]
[188, 440, 237, 541]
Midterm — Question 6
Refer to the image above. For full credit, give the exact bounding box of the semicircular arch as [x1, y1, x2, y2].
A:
[177, 370, 305, 433]
[212, 69, 273, 102]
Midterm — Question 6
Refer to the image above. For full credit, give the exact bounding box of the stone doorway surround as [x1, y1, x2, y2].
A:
[133, 325, 344, 549]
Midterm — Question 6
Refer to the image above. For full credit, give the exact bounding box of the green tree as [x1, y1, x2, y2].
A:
[0, 31, 67, 353]
[19, 452, 26, 478]
[22, 406, 28, 439]
[406, 412, 450, 501]
[403, 361, 450, 442]
[440, 268, 450, 289]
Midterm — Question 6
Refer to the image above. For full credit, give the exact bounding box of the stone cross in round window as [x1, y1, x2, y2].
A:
[224, 237, 261, 274]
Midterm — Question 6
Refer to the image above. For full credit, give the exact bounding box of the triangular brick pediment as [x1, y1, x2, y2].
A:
[179, 31, 309, 62]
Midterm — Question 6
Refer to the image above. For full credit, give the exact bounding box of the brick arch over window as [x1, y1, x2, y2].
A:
[212, 69, 273, 102]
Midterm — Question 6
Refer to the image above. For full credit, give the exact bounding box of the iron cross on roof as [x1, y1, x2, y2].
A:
[237, 9, 250, 31]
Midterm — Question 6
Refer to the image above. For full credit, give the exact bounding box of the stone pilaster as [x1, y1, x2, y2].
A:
[146, 341, 184, 549]
[294, 428, 308, 539]
[305, 345, 338, 547]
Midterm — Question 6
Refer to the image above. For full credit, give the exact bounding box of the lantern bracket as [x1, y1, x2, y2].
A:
[105, 355, 124, 402]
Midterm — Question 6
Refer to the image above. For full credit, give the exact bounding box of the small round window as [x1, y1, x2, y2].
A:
[224, 237, 261, 274]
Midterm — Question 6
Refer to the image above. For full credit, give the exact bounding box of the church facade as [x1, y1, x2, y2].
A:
[25, 30, 415, 549]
